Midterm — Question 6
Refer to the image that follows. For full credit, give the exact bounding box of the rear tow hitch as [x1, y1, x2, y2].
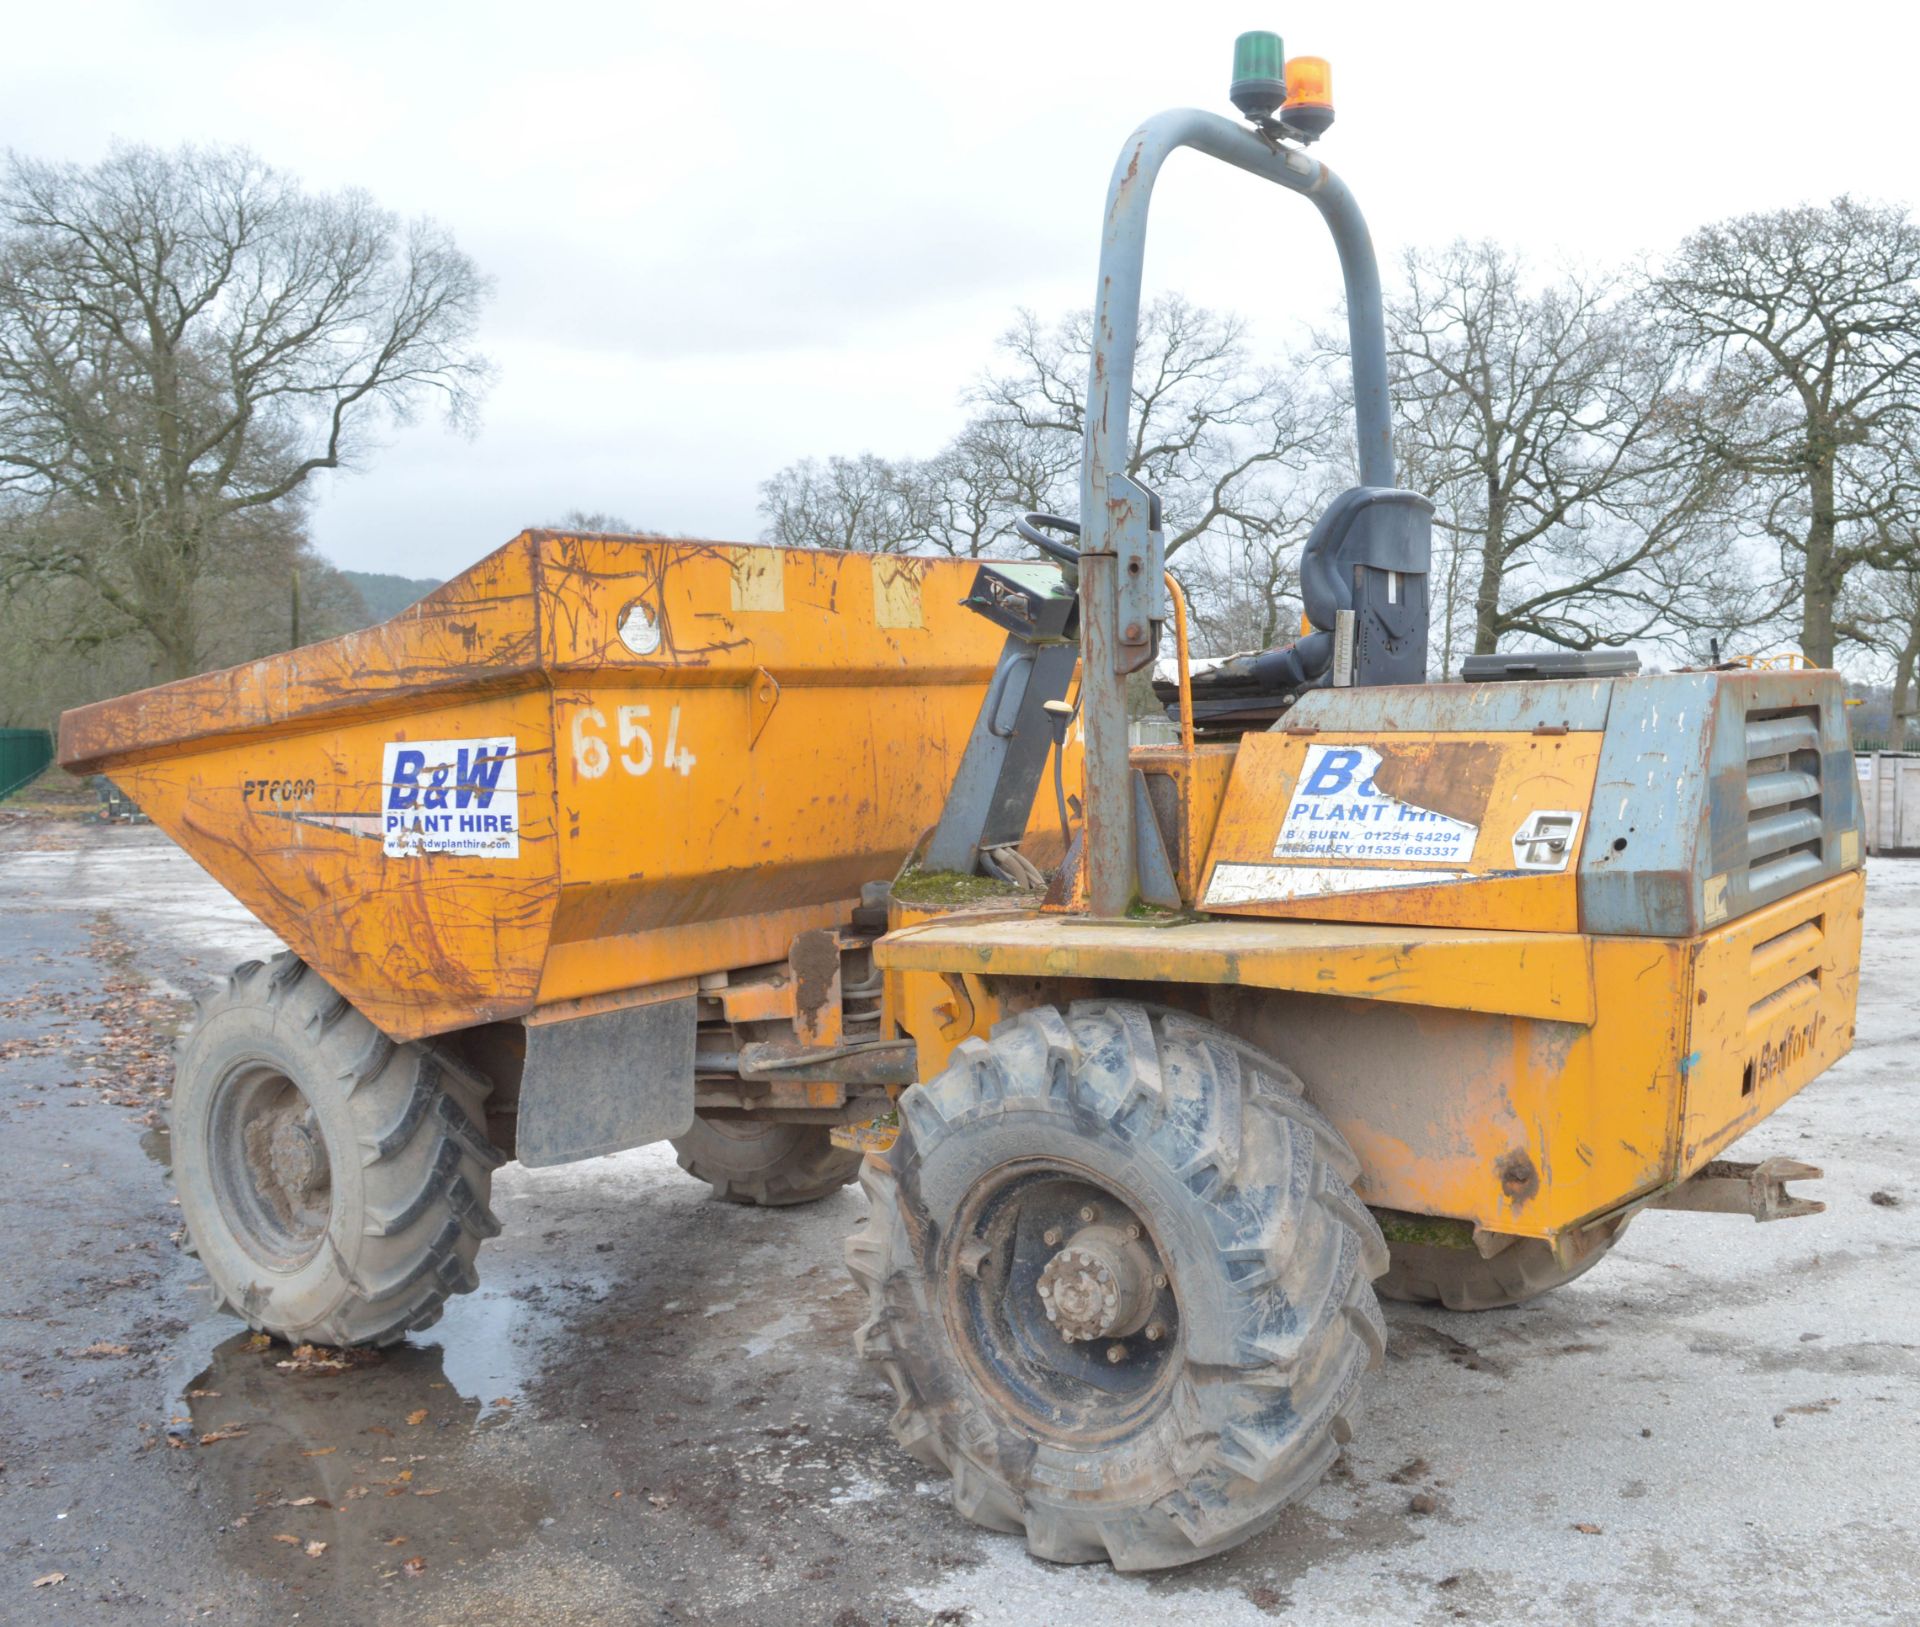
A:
[1652, 1157, 1826, 1223]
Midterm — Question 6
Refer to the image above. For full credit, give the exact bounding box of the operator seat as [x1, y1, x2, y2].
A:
[1157, 485, 1433, 732]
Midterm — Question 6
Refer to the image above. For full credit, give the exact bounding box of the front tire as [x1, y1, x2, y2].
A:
[845, 1001, 1387, 1571]
[171, 953, 502, 1347]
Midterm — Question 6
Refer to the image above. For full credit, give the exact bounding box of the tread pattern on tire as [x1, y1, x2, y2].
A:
[845, 999, 1389, 1571]
[172, 952, 500, 1348]
[671, 1118, 862, 1207]
[1375, 1220, 1626, 1311]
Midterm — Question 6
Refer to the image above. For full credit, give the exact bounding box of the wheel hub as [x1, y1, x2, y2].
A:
[1036, 1223, 1157, 1343]
[212, 1063, 334, 1269]
[943, 1163, 1181, 1442]
[267, 1118, 325, 1201]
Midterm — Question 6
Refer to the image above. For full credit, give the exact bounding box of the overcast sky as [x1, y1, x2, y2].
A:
[5, 1, 1916, 581]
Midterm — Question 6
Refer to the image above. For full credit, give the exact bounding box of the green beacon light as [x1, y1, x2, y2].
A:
[1229, 30, 1287, 123]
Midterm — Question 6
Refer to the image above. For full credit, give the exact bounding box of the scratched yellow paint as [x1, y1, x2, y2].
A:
[1678, 870, 1863, 1168]
[878, 873, 1861, 1240]
[60, 533, 1027, 1042]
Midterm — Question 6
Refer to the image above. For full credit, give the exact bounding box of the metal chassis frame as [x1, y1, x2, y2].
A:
[1077, 109, 1394, 916]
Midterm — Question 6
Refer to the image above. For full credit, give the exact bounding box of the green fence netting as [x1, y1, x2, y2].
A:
[0, 728, 54, 799]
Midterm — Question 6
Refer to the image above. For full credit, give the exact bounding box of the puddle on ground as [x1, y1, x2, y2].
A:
[177, 1285, 551, 1596]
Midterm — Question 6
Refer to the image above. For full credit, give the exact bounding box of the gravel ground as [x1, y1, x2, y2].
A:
[0, 803, 1915, 1626]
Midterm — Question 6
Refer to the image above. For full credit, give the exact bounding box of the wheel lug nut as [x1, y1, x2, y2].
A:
[1153, 1273, 1168, 1290]
[1124, 1222, 1141, 1241]
[1146, 1322, 1166, 1342]
[1043, 1227, 1062, 1246]
[1079, 1204, 1099, 1224]
[1106, 1343, 1125, 1364]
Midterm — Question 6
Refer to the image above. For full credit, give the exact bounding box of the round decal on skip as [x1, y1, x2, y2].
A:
[616, 600, 661, 656]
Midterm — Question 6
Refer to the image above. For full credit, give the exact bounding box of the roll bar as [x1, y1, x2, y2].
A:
[1076, 109, 1394, 917]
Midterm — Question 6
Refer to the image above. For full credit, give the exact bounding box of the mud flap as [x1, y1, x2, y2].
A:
[516, 997, 696, 1168]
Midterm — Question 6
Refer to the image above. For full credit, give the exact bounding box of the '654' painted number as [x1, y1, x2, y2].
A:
[571, 704, 696, 780]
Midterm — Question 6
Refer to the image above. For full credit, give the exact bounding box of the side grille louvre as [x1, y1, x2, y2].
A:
[1742, 707, 1823, 900]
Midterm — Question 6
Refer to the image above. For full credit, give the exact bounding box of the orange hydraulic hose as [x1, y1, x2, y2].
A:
[1163, 571, 1195, 754]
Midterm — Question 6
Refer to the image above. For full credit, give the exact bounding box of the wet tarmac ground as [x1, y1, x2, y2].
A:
[1, 812, 1917, 1625]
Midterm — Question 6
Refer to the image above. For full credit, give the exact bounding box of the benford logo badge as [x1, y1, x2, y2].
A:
[1753, 1010, 1822, 1092]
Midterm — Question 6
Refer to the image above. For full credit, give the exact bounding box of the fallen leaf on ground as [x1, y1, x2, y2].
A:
[413, 1488, 443, 1498]
[283, 1496, 319, 1508]
[186, 1389, 220, 1399]
[276, 1343, 366, 1374]
[244, 1333, 272, 1352]
[343, 1486, 369, 1501]
[31, 1573, 65, 1588]
[78, 1341, 131, 1357]
[384, 1536, 408, 1547]
[402, 1557, 426, 1577]
[648, 1493, 670, 1509]
[1572, 1522, 1603, 1535]
[406, 1408, 428, 1426]
[272, 1533, 300, 1546]
[198, 1427, 250, 1445]
[301, 1447, 335, 1457]
[303, 1540, 327, 1559]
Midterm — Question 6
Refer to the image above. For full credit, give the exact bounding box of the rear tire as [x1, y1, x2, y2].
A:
[846, 1001, 1387, 1571]
[1375, 1219, 1627, 1311]
[171, 953, 502, 1347]
[671, 1117, 863, 1206]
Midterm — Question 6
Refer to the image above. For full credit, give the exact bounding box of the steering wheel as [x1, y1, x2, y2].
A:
[1015, 513, 1081, 569]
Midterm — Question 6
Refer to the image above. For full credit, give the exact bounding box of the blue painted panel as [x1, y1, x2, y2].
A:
[1579, 676, 1717, 936]
[1286, 678, 1615, 734]
[1579, 670, 1862, 937]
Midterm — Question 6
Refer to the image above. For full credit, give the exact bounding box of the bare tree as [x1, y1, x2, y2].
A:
[1176, 530, 1306, 654]
[759, 452, 923, 554]
[0, 494, 366, 726]
[759, 295, 1335, 656]
[975, 296, 1331, 560]
[547, 508, 638, 533]
[1385, 241, 1729, 671]
[1839, 527, 1920, 743]
[758, 414, 1081, 559]
[1654, 198, 1920, 667]
[0, 143, 490, 680]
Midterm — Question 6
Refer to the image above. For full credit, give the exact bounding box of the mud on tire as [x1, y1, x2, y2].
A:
[171, 953, 502, 1347]
[672, 1117, 863, 1206]
[844, 1000, 1388, 1571]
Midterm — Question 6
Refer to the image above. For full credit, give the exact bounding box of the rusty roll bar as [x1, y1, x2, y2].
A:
[1077, 108, 1393, 917]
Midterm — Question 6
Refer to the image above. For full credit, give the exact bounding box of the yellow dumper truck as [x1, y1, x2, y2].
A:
[59, 33, 1862, 1572]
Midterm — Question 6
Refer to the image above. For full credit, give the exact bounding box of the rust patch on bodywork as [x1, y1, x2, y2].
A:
[790, 930, 841, 1021]
[1497, 1148, 1540, 1205]
[1371, 740, 1502, 827]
